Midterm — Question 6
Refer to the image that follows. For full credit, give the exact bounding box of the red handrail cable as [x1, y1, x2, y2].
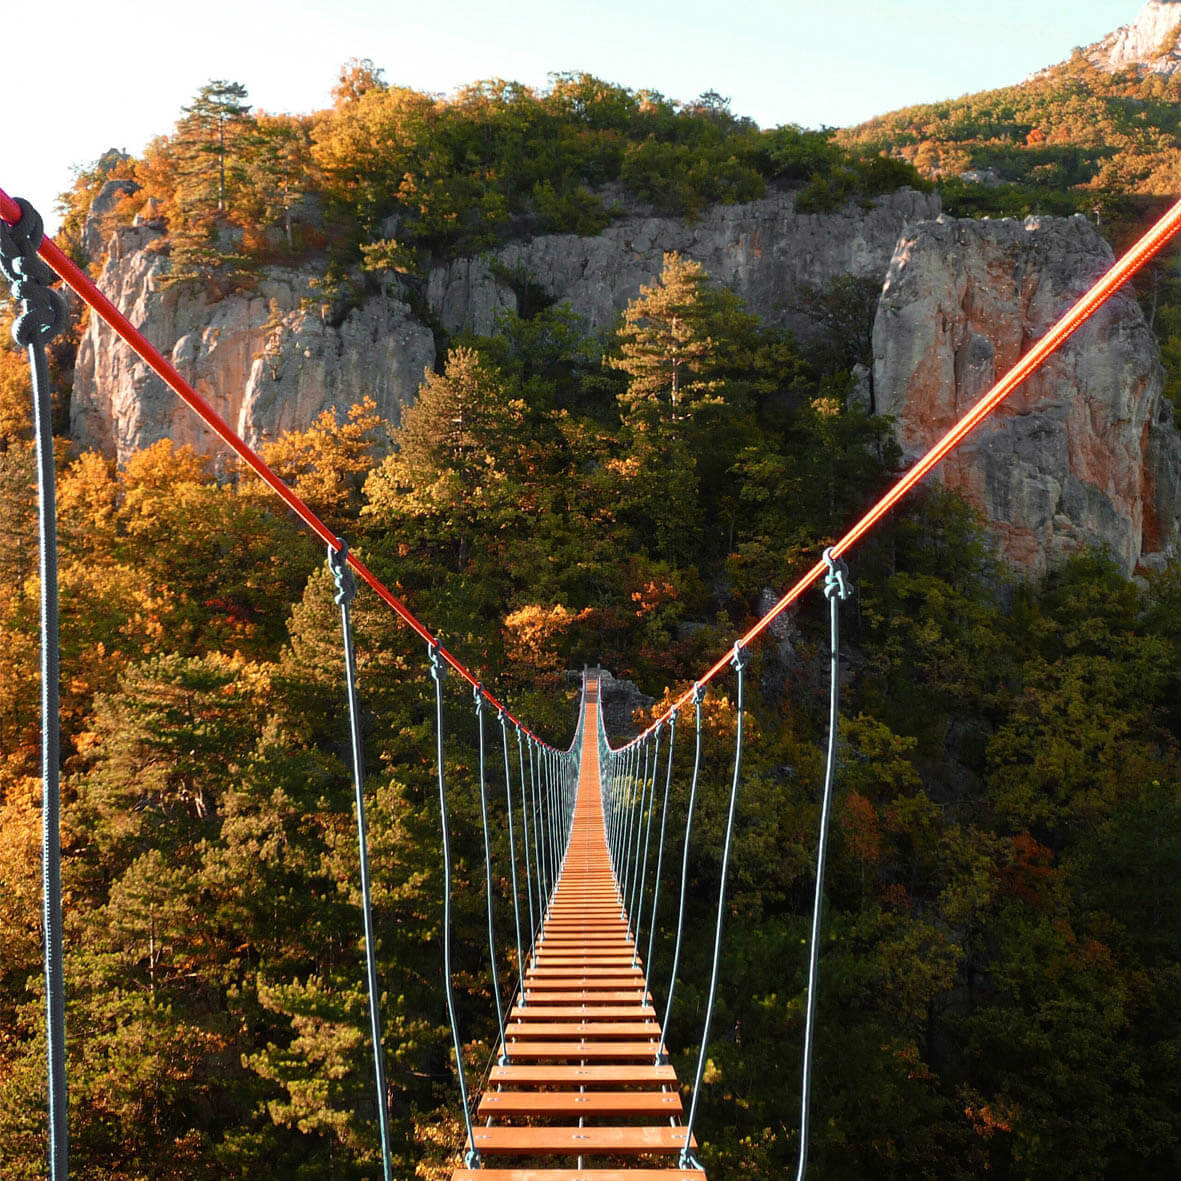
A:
[7, 185, 1180, 742]
[641, 196, 1181, 737]
[0, 185, 548, 740]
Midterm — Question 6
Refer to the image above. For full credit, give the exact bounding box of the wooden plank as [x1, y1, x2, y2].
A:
[453, 1171, 704, 1181]
[498, 1041, 659, 1060]
[504, 1022, 658, 1039]
[489, 1063, 678, 1086]
[477, 1090, 683, 1117]
[523, 991, 648, 1004]
[470, 1125, 696, 1154]
[510, 1006, 657, 1020]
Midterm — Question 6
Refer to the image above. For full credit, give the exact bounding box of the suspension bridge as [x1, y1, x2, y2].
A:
[3, 182, 1181, 1180]
[455, 676, 705, 1179]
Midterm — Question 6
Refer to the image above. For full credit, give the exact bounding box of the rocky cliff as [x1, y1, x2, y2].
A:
[71, 190, 1181, 577]
[426, 188, 940, 340]
[1085, 0, 1181, 76]
[873, 213, 1181, 576]
[72, 224, 435, 465]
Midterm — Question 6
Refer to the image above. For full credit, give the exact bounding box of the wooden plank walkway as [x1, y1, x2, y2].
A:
[453, 678, 705, 1181]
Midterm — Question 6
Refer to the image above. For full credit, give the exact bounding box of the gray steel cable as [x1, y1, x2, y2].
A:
[644, 709, 678, 975]
[515, 728, 538, 949]
[498, 712, 526, 1009]
[427, 644, 479, 1168]
[795, 549, 852, 1181]
[473, 686, 507, 1063]
[631, 724, 663, 961]
[680, 645, 749, 1170]
[659, 684, 705, 1065]
[1, 197, 69, 1181]
[327, 541, 393, 1181]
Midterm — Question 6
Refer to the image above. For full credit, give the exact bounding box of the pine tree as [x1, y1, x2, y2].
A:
[609, 252, 725, 426]
[178, 80, 252, 214]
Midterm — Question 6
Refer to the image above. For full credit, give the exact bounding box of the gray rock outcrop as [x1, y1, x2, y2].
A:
[71, 226, 434, 464]
[70, 188, 1181, 581]
[873, 213, 1180, 576]
[1085, 0, 1181, 76]
[426, 188, 941, 341]
[596, 669, 654, 741]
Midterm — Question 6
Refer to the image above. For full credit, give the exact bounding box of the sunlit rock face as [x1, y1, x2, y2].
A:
[426, 189, 941, 341]
[72, 189, 1181, 580]
[1086, 0, 1181, 76]
[71, 225, 434, 466]
[873, 213, 1181, 576]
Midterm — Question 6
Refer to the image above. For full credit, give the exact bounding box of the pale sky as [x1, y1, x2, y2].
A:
[2, 0, 1145, 232]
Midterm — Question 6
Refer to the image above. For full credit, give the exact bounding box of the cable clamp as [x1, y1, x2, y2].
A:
[692, 682, 706, 706]
[473, 682, 484, 715]
[730, 642, 749, 672]
[428, 640, 447, 682]
[0, 197, 66, 347]
[822, 546, 852, 602]
[327, 537, 357, 606]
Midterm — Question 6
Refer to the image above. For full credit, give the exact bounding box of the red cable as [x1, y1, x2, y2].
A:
[0, 186, 548, 741]
[10, 186, 1180, 744]
[639, 195, 1181, 737]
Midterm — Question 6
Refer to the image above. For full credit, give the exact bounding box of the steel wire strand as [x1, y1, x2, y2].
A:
[795, 551, 852, 1181]
[527, 739, 548, 930]
[618, 741, 637, 916]
[498, 712, 528, 1009]
[327, 541, 394, 1181]
[1, 197, 69, 1181]
[473, 686, 508, 1064]
[644, 709, 679, 976]
[680, 646, 749, 1170]
[631, 723, 664, 961]
[427, 645, 479, 1168]
[659, 684, 705, 1064]
[620, 742, 645, 922]
[516, 728, 538, 951]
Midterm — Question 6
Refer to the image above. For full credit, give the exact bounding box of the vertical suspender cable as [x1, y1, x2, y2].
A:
[427, 644, 479, 1168]
[516, 728, 538, 951]
[631, 724, 662, 957]
[498, 711, 527, 1007]
[680, 645, 749, 1169]
[795, 549, 852, 1181]
[1, 198, 69, 1181]
[643, 709, 678, 974]
[527, 739, 546, 924]
[659, 685, 704, 1064]
[473, 686, 508, 1063]
[327, 541, 393, 1181]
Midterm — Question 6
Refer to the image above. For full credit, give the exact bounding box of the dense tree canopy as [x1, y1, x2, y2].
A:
[4, 57, 1179, 1181]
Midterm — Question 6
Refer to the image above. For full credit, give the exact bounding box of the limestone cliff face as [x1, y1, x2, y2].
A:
[71, 225, 435, 464]
[71, 192, 1181, 579]
[73, 189, 938, 463]
[1085, 0, 1181, 76]
[873, 214, 1181, 576]
[426, 189, 941, 340]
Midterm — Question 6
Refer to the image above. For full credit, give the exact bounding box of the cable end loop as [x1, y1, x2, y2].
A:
[822, 546, 852, 602]
[327, 537, 357, 606]
[428, 639, 447, 682]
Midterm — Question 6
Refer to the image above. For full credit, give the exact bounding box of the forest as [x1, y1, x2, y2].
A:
[1, 61, 1180, 1180]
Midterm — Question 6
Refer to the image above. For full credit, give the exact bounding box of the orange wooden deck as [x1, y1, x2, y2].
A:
[452, 678, 704, 1181]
